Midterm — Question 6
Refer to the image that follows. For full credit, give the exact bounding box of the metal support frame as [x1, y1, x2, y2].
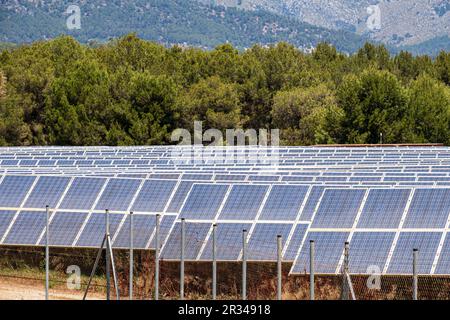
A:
[277, 235, 282, 300]
[242, 229, 247, 300]
[45, 205, 50, 301]
[310, 240, 315, 301]
[212, 224, 217, 300]
[413, 248, 418, 300]
[129, 211, 134, 300]
[83, 209, 120, 300]
[180, 218, 185, 300]
[155, 214, 160, 300]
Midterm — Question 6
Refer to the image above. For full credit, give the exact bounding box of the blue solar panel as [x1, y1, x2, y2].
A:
[200, 223, 252, 261]
[131, 180, 177, 213]
[311, 189, 366, 228]
[218, 185, 268, 220]
[434, 233, 450, 275]
[0, 210, 17, 241]
[247, 223, 292, 261]
[259, 185, 309, 221]
[348, 232, 395, 274]
[161, 222, 211, 260]
[181, 184, 229, 220]
[4, 211, 46, 245]
[95, 179, 141, 211]
[357, 189, 411, 229]
[166, 181, 194, 213]
[283, 224, 309, 261]
[59, 177, 106, 210]
[387, 232, 441, 274]
[113, 214, 156, 249]
[0, 176, 36, 207]
[24, 176, 70, 208]
[40, 212, 88, 246]
[403, 189, 450, 229]
[76, 213, 124, 247]
[299, 186, 325, 221]
[291, 232, 349, 274]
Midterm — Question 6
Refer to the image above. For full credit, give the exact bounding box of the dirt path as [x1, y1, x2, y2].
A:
[0, 277, 105, 300]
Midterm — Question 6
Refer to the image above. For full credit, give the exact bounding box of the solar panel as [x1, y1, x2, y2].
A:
[166, 181, 194, 213]
[357, 189, 411, 229]
[348, 232, 395, 274]
[259, 185, 309, 221]
[112, 214, 156, 248]
[403, 189, 450, 228]
[76, 213, 124, 247]
[95, 179, 141, 211]
[200, 223, 252, 261]
[387, 232, 442, 274]
[0, 176, 36, 207]
[40, 211, 88, 246]
[247, 223, 292, 261]
[218, 185, 268, 220]
[131, 180, 177, 213]
[161, 222, 211, 260]
[0, 210, 17, 242]
[180, 184, 229, 220]
[283, 224, 309, 261]
[59, 177, 106, 210]
[291, 232, 349, 274]
[4, 211, 46, 245]
[24, 176, 71, 208]
[311, 189, 366, 228]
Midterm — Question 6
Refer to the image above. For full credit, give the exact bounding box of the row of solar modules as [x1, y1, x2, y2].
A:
[1, 174, 450, 274]
[2, 174, 450, 216]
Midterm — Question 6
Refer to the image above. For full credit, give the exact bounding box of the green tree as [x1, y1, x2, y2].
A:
[271, 84, 341, 145]
[337, 69, 409, 144]
[408, 74, 450, 144]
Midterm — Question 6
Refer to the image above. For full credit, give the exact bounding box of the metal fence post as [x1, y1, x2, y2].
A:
[105, 209, 110, 301]
[180, 218, 185, 300]
[45, 205, 50, 301]
[277, 235, 282, 300]
[212, 224, 217, 300]
[242, 229, 247, 300]
[341, 241, 349, 300]
[155, 214, 160, 300]
[129, 211, 134, 300]
[413, 248, 418, 300]
[310, 240, 315, 301]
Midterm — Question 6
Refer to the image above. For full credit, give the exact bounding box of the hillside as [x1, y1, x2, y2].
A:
[0, 0, 368, 53]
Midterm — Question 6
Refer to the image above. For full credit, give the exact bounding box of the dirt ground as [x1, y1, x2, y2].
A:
[0, 277, 105, 300]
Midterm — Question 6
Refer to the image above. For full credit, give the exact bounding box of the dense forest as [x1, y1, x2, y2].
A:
[0, 35, 449, 146]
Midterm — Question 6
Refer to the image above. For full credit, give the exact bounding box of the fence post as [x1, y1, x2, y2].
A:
[242, 229, 247, 300]
[155, 214, 160, 300]
[180, 218, 185, 300]
[277, 235, 282, 300]
[45, 205, 50, 301]
[129, 211, 134, 300]
[341, 242, 349, 300]
[105, 209, 110, 301]
[310, 240, 315, 301]
[413, 248, 418, 300]
[212, 224, 217, 300]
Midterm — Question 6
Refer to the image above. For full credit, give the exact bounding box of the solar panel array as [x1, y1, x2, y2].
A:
[0, 145, 450, 275]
